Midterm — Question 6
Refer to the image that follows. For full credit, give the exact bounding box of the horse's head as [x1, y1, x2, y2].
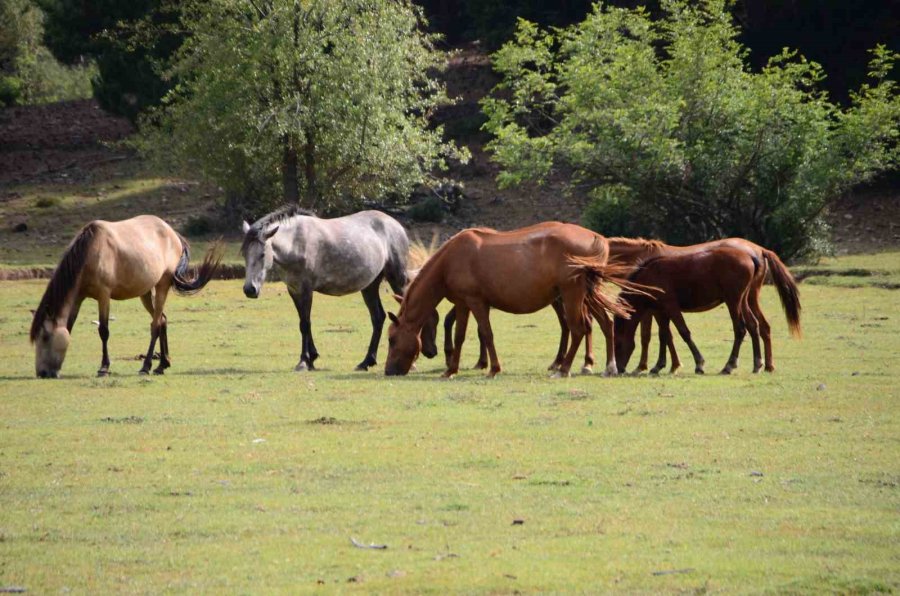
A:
[385, 312, 420, 375]
[613, 315, 635, 373]
[391, 293, 438, 360]
[240, 221, 279, 298]
[34, 318, 70, 378]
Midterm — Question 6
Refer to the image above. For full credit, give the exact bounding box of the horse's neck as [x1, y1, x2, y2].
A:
[609, 239, 664, 265]
[402, 260, 445, 329]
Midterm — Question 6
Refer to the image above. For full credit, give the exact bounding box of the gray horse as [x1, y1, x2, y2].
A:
[241, 205, 436, 371]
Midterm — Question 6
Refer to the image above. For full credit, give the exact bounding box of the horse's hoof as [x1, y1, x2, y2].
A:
[765, 366, 775, 373]
[669, 366, 681, 375]
[473, 362, 488, 370]
[97, 369, 109, 377]
[719, 368, 732, 375]
[580, 366, 593, 375]
[486, 371, 501, 379]
[138, 369, 150, 376]
[550, 371, 569, 379]
[354, 364, 369, 372]
[649, 369, 662, 376]
[294, 361, 309, 372]
[441, 372, 457, 380]
[153, 368, 165, 375]
[603, 366, 618, 378]
[695, 368, 705, 375]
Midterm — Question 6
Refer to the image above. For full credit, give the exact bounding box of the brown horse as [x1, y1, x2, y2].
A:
[445, 234, 789, 373]
[31, 216, 223, 378]
[613, 247, 801, 375]
[384, 223, 631, 378]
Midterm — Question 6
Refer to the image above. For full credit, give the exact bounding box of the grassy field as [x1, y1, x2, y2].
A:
[0, 270, 898, 593]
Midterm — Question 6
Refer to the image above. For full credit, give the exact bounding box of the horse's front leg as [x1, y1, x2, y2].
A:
[97, 295, 111, 377]
[289, 287, 316, 371]
[443, 309, 455, 368]
[668, 310, 705, 374]
[636, 314, 652, 373]
[357, 279, 386, 371]
[650, 313, 669, 375]
[469, 302, 500, 378]
[444, 304, 470, 378]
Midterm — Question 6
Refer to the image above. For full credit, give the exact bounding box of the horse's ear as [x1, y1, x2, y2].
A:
[392, 294, 403, 305]
[388, 312, 399, 324]
[264, 225, 279, 240]
[241, 221, 250, 234]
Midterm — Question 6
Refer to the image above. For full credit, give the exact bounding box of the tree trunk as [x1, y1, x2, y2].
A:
[282, 134, 299, 204]
[304, 129, 317, 207]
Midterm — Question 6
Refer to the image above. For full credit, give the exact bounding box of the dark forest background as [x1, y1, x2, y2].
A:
[417, 0, 899, 103]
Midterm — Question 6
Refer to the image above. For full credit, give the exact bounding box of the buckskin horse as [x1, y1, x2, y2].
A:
[384, 223, 633, 378]
[613, 246, 801, 375]
[31, 215, 223, 378]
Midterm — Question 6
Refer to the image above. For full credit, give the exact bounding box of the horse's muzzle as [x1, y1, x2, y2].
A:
[384, 365, 407, 376]
[37, 370, 59, 379]
[243, 284, 259, 299]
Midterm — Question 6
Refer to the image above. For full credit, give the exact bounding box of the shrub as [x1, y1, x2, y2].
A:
[482, 1, 900, 260]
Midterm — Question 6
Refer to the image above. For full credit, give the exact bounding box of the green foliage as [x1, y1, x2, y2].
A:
[0, 0, 94, 106]
[138, 0, 468, 213]
[482, 0, 900, 260]
[37, 0, 178, 120]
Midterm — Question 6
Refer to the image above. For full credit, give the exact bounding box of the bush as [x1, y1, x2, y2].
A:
[482, 1, 900, 260]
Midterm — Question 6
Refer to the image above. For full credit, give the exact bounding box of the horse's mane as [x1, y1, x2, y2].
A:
[400, 228, 475, 313]
[608, 236, 666, 250]
[241, 204, 316, 255]
[30, 222, 97, 342]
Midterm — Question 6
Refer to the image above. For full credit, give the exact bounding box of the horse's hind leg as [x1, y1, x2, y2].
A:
[548, 298, 569, 372]
[743, 293, 762, 373]
[749, 284, 773, 371]
[97, 295, 111, 377]
[721, 299, 747, 375]
[155, 313, 171, 374]
[140, 284, 170, 375]
[474, 315, 489, 370]
[357, 279, 386, 371]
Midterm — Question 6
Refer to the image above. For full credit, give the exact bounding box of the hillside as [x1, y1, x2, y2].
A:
[1, 50, 898, 270]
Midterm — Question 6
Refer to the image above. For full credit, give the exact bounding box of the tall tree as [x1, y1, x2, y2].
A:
[140, 0, 466, 213]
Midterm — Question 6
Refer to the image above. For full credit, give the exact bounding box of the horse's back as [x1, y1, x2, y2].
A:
[81, 215, 182, 300]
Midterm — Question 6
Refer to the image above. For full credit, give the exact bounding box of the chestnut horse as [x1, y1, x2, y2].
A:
[449, 235, 794, 374]
[613, 247, 801, 375]
[384, 223, 631, 378]
[31, 216, 223, 378]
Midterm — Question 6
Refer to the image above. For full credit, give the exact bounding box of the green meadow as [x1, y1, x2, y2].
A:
[0, 268, 898, 593]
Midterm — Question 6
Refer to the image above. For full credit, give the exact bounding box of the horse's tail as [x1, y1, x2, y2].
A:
[172, 235, 224, 296]
[566, 254, 643, 320]
[763, 249, 801, 338]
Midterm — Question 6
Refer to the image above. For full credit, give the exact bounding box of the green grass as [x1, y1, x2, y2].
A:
[1, 276, 898, 593]
[794, 252, 900, 289]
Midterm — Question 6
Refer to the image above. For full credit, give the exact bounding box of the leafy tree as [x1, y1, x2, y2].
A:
[482, 0, 900, 260]
[38, 0, 179, 120]
[139, 0, 467, 214]
[0, 0, 95, 106]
